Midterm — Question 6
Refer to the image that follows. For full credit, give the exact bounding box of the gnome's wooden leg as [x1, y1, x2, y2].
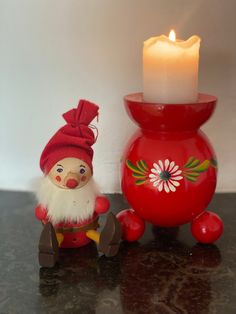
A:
[56, 233, 64, 246]
[38, 222, 59, 268]
[98, 213, 122, 257]
[86, 230, 100, 244]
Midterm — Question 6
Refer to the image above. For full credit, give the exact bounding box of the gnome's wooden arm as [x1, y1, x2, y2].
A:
[95, 196, 110, 214]
[35, 204, 48, 221]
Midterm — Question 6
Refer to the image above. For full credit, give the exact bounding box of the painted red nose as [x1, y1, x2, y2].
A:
[66, 179, 78, 189]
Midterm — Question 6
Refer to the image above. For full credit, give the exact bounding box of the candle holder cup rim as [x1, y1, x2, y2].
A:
[124, 93, 217, 132]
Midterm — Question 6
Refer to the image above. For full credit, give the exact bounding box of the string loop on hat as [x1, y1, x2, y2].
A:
[89, 124, 99, 143]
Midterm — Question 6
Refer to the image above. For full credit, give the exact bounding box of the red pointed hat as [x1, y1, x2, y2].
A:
[40, 99, 99, 174]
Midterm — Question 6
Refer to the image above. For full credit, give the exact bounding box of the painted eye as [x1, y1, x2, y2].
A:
[80, 168, 85, 174]
[57, 168, 63, 173]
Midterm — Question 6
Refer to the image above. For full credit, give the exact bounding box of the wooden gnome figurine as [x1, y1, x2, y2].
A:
[35, 99, 121, 267]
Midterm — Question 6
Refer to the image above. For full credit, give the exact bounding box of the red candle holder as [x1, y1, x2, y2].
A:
[120, 93, 223, 243]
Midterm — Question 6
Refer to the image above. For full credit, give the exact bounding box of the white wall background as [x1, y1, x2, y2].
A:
[0, 0, 236, 192]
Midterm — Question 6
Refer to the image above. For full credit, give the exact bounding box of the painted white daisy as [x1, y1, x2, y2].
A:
[149, 159, 183, 193]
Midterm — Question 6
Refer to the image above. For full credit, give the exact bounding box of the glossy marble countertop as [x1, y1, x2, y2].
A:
[0, 191, 235, 314]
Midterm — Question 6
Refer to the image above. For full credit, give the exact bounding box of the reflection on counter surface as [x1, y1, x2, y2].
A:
[0, 192, 235, 314]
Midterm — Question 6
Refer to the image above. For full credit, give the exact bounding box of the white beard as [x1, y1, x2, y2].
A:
[35, 176, 100, 224]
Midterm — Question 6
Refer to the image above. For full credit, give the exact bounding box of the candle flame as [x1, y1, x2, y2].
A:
[169, 30, 176, 42]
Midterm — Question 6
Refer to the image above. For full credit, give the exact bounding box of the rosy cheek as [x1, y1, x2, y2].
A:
[81, 176, 87, 182]
[55, 175, 61, 182]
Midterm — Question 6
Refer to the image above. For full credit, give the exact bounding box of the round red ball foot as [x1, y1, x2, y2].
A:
[191, 211, 223, 244]
[116, 209, 145, 242]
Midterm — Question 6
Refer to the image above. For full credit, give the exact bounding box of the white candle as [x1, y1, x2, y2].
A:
[143, 30, 201, 104]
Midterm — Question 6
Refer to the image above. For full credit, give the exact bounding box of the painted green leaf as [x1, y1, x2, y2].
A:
[135, 179, 146, 185]
[184, 157, 195, 168]
[210, 159, 218, 168]
[188, 159, 200, 168]
[140, 160, 148, 171]
[184, 157, 201, 169]
[186, 176, 197, 182]
[132, 173, 147, 179]
[136, 160, 147, 173]
[184, 172, 200, 178]
[126, 160, 144, 175]
[191, 160, 210, 173]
